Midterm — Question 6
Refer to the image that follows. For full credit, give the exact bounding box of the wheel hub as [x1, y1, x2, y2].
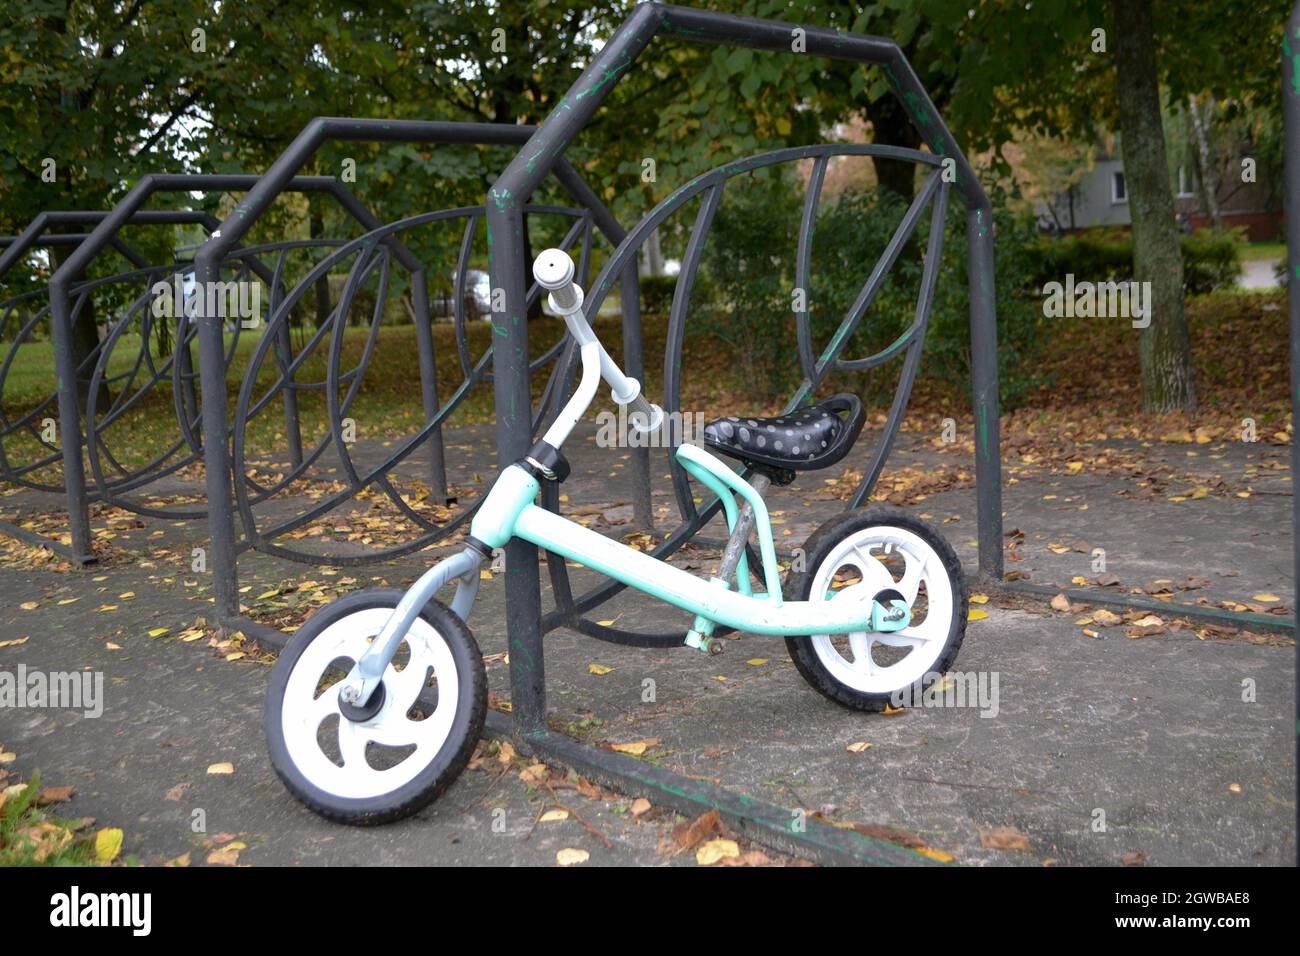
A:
[338, 680, 386, 723]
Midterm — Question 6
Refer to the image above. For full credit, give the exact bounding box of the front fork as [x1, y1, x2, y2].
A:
[339, 464, 541, 708]
[338, 546, 485, 708]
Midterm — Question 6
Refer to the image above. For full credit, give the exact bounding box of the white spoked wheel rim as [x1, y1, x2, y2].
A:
[808, 524, 955, 695]
[280, 607, 459, 801]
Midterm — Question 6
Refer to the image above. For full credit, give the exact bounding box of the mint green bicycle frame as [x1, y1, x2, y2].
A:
[338, 249, 897, 707]
[468, 451, 877, 638]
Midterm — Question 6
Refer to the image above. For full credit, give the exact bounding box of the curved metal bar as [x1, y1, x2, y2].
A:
[227, 202, 601, 565]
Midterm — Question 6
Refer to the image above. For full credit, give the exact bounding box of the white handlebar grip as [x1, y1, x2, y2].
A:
[532, 248, 580, 311]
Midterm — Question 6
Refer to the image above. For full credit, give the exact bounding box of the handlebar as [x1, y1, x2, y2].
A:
[532, 247, 582, 314]
[531, 248, 665, 446]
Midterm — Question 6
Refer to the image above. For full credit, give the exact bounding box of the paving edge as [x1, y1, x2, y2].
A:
[486, 710, 942, 867]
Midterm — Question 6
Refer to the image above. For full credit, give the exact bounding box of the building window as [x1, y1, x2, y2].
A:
[1111, 170, 1127, 204]
[1176, 166, 1195, 198]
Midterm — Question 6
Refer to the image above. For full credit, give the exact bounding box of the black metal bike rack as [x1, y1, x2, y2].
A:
[191, 118, 648, 643]
[1, 208, 220, 556]
[41, 174, 409, 564]
[481, 1, 1000, 864]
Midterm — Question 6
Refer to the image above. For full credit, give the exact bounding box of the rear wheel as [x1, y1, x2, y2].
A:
[785, 507, 967, 712]
[266, 589, 486, 825]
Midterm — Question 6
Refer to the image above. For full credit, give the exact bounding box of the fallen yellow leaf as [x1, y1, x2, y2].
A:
[207, 762, 235, 775]
[206, 844, 243, 866]
[556, 848, 589, 867]
[94, 827, 123, 864]
[539, 809, 569, 823]
[968, 608, 988, 621]
[609, 738, 659, 756]
[915, 846, 954, 863]
[588, 663, 613, 676]
[846, 741, 873, 753]
[696, 838, 740, 866]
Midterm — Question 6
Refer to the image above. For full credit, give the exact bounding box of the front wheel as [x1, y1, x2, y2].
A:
[785, 507, 968, 712]
[266, 589, 486, 825]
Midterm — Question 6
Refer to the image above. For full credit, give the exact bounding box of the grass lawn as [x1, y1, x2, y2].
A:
[0, 288, 1290, 490]
[1238, 240, 1286, 262]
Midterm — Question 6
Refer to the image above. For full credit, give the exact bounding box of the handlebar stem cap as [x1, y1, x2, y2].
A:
[532, 248, 574, 291]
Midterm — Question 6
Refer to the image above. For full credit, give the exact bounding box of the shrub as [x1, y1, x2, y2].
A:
[1030, 227, 1242, 295]
[637, 274, 678, 316]
[694, 170, 1049, 409]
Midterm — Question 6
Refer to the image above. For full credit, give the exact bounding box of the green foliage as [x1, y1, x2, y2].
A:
[694, 169, 804, 397]
[0, 771, 103, 867]
[1180, 229, 1245, 294]
[691, 168, 1049, 409]
[1032, 228, 1243, 295]
[638, 275, 678, 316]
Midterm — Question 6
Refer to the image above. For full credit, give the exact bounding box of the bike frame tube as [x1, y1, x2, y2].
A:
[675, 443, 782, 600]
[468, 464, 873, 638]
[676, 453, 751, 597]
[514, 495, 868, 637]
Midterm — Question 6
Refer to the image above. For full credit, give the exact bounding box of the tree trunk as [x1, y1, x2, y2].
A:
[864, 94, 920, 203]
[310, 207, 331, 330]
[1112, 0, 1196, 412]
[1187, 94, 1222, 228]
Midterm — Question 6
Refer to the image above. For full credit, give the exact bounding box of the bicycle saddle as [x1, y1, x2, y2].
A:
[702, 394, 865, 480]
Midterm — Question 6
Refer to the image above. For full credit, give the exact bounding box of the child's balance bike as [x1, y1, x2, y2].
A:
[266, 249, 968, 824]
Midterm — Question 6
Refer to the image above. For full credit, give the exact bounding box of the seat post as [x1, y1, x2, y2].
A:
[715, 473, 771, 589]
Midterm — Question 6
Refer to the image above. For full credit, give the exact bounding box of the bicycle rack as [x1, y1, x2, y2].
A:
[40, 174, 409, 564]
[0, 208, 219, 556]
[192, 119, 647, 642]
[482, 1, 1001, 865]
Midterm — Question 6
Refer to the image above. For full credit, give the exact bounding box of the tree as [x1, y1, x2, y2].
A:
[1113, 0, 1195, 411]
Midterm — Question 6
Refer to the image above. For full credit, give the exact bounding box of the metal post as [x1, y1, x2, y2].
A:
[966, 205, 1003, 582]
[46, 278, 94, 563]
[1280, 0, 1300, 863]
[620, 263, 654, 530]
[487, 4, 661, 737]
[194, 245, 241, 622]
[486, 210, 548, 735]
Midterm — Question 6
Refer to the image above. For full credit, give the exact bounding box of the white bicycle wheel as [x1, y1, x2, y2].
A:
[787, 507, 967, 711]
[266, 590, 485, 824]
